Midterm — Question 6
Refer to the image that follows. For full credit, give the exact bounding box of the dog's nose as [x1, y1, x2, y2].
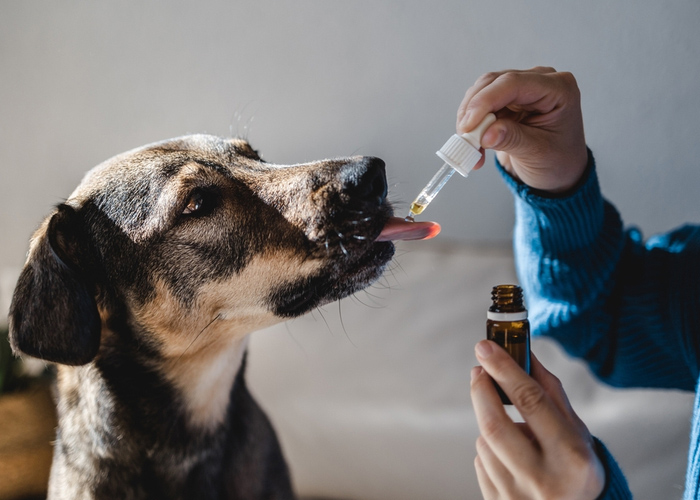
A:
[345, 157, 388, 206]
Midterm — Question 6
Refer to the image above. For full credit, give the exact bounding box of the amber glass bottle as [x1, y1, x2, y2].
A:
[486, 284, 531, 405]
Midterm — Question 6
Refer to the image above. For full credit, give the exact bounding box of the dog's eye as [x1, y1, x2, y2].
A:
[182, 189, 217, 217]
[184, 192, 204, 215]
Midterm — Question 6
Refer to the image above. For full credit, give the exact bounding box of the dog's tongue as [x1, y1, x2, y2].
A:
[376, 217, 441, 241]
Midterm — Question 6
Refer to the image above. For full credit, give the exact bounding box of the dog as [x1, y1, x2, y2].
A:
[8, 134, 433, 499]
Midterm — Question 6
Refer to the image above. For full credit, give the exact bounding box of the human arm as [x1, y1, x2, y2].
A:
[471, 340, 631, 499]
[460, 68, 700, 389]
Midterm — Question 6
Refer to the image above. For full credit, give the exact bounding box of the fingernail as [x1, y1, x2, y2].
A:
[481, 126, 504, 149]
[470, 366, 483, 382]
[475, 340, 494, 359]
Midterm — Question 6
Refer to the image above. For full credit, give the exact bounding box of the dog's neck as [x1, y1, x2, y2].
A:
[112, 275, 283, 431]
[51, 326, 265, 499]
[56, 320, 253, 444]
[157, 323, 250, 430]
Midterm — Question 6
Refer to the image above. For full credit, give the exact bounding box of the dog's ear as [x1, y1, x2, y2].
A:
[231, 138, 261, 161]
[9, 204, 101, 365]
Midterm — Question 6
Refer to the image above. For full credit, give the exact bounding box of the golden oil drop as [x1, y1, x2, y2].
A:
[486, 284, 531, 405]
[409, 201, 426, 216]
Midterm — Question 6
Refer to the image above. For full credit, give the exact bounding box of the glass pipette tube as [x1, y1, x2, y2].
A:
[405, 113, 496, 222]
[406, 163, 456, 220]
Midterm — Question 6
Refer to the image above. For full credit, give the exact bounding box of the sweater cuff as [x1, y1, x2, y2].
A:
[495, 148, 607, 255]
[593, 437, 633, 499]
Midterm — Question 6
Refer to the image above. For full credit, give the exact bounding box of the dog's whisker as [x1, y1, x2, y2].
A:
[337, 301, 356, 348]
[175, 313, 222, 363]
[338, 239, 349, 257]
[346, 214, 374, 225]
[315, 306, 334, 337]
[284, 321, 308, 358]
[352, 234, 367, 240]
[383, 270, 400, 288]
[243, 114, 255, 139]
[362, 288, 386, 302]
[369, 278, 393, 291]
[351, 292, 384, 310]
[392, 258, 408, 278]
[371, 284, 392, 292]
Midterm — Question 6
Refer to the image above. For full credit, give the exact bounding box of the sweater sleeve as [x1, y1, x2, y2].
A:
[498, 150, 700, 390]
[593, 437, 633, 499]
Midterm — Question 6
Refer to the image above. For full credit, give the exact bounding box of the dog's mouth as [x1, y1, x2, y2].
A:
[270, 156, 441, 318]
[271, 216, 440, 318]
[270, 242, 392, 317]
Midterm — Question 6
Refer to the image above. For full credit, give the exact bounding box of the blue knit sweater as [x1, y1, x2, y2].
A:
[498, 150, 700, 499]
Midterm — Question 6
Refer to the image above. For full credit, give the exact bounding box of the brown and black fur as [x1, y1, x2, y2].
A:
[8, 135, 395, 499]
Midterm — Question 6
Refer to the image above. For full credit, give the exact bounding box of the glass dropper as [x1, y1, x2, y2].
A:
[407, 163, 456, 218]
[406, 113, 496, 221]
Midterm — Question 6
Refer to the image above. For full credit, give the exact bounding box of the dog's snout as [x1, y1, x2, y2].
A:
[345, 157, 388, 206]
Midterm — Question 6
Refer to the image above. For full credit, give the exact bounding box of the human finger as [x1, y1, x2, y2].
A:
[470, 365, 538, 472]
[514, 421, 536, 443]
[475, 340, 569, 449]
[479, 115, 553, 156]
[456, 70, 505, 127]
[475, 435, 512, 499]
[474, 453, 499, 500]
[528, 350, 576, 418]
[456, 67, 556, 129]
[470, 147, 488, 171]
[459, 69, 569, 135]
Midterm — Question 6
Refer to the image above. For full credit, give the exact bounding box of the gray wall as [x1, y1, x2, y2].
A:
[2, 0, 700, 281]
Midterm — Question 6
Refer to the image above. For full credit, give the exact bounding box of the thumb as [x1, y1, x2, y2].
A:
[481, 119, 540, 156]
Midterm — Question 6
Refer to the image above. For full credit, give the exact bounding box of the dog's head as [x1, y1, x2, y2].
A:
[9, 135, 404, 366]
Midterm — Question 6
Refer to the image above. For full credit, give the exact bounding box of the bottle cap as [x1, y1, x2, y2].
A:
[436, 113, 496, 177]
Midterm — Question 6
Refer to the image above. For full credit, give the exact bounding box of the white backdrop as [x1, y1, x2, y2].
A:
[2, 0, 700, 271]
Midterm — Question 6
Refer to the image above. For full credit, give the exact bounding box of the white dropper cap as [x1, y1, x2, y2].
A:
[436, 113, 497, 177]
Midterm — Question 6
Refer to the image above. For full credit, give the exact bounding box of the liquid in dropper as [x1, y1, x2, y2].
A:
[406, 162, 456, 220]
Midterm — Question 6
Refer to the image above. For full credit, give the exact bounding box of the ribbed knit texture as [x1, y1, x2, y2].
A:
[497, 150, 700, 498]
[594, 438, 633, 499]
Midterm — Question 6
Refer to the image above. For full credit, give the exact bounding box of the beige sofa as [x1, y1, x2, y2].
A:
[249, 240, 694, 500]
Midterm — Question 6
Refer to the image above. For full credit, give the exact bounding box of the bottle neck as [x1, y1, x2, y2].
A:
[489, 284, 527, 319]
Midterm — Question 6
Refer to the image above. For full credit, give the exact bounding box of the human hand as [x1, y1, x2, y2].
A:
[470, 340, 605, 499]
[457, 67, 588, 193]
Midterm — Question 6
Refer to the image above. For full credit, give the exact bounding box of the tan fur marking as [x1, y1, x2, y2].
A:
[132, 250, 323, 430]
